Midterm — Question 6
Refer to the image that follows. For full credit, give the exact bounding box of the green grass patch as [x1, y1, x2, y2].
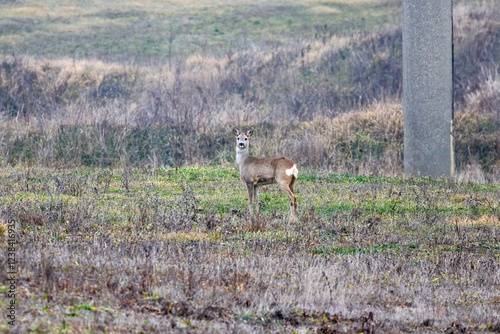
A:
[0, 0, 401, 60]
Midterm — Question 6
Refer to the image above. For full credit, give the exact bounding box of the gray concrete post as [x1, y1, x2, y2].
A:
[403, 0, 454, 178]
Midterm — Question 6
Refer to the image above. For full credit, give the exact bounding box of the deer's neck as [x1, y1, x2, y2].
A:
[236, 148, 249, 166]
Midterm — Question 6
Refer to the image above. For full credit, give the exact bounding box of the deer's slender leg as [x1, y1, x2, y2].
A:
[246, 183, 254, 217]
[278, 182, 297, 220]
[289, 177, 296, 195]
[290, 179, 297, 216]
[253, 186, 259, 213]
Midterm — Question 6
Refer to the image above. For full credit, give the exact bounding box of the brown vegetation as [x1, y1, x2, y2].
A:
[0, 1, 498, 178]
[0, 166, 499, 333]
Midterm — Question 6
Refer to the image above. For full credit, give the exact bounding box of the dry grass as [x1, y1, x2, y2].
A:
[0, 166, 498, 333]
[0, 1, 497, 178]
[453, 214, 500, 227]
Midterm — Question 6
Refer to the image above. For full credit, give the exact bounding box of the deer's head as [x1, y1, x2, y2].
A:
[233, 128, 253, 150]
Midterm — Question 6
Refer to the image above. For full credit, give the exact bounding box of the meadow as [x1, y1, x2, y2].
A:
[0, 166, 499, 332]
[0, 0, 499, 332]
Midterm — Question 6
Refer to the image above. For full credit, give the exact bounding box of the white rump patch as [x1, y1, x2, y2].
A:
[286, 164, 298, 178]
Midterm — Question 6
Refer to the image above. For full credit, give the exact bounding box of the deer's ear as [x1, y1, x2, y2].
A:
[233, 128, 240, 137]
[246, 128, 254, 137]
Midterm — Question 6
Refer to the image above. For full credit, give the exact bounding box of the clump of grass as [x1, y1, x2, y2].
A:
[455, 110, 500, 173]
[0, 221, 7, 237]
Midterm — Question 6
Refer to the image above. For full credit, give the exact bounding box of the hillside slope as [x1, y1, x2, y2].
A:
[0, 0, 498, 178]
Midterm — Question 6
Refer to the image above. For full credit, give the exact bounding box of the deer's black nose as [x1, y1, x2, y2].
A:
[239, 142, 245, 147]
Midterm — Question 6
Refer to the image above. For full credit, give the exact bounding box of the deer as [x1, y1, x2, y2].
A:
[233, 128, 298, 221]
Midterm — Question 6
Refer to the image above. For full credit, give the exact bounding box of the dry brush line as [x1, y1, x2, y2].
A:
[0, 2, 499, 174]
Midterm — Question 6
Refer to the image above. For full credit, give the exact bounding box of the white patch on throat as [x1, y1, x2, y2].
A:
[286, 164, 298, 177]
[236, 148, 247, 165]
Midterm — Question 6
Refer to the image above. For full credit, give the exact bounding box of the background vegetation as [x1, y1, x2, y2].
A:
[0, 0, 498, 179]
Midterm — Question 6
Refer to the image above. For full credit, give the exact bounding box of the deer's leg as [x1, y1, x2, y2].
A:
[246, 183, 254, 217]
[253, 185, 259, 213]
[289, 177, 296, 195]
[278, 181, 297, 221]
[289, 178, 297, 216]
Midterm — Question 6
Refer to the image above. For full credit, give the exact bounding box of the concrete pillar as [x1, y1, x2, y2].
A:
[403, 0, 454, 178]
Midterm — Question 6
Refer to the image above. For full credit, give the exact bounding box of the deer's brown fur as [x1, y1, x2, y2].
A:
[233, 128, 298, 220]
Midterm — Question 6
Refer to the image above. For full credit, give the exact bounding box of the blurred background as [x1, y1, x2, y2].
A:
[0, 0, 498, 179]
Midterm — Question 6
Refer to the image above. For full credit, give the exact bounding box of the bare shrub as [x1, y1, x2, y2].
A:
[465, 68, 500, 118]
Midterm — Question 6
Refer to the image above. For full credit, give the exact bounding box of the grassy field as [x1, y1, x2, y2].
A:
[0, 0, 401, 60]
[0, 166, 499, 332]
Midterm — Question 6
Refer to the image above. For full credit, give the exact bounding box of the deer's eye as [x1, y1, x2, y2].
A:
[245, 138, 247, 141]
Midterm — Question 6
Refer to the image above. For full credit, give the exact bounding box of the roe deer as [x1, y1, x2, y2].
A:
[233, 128, 298, 221]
